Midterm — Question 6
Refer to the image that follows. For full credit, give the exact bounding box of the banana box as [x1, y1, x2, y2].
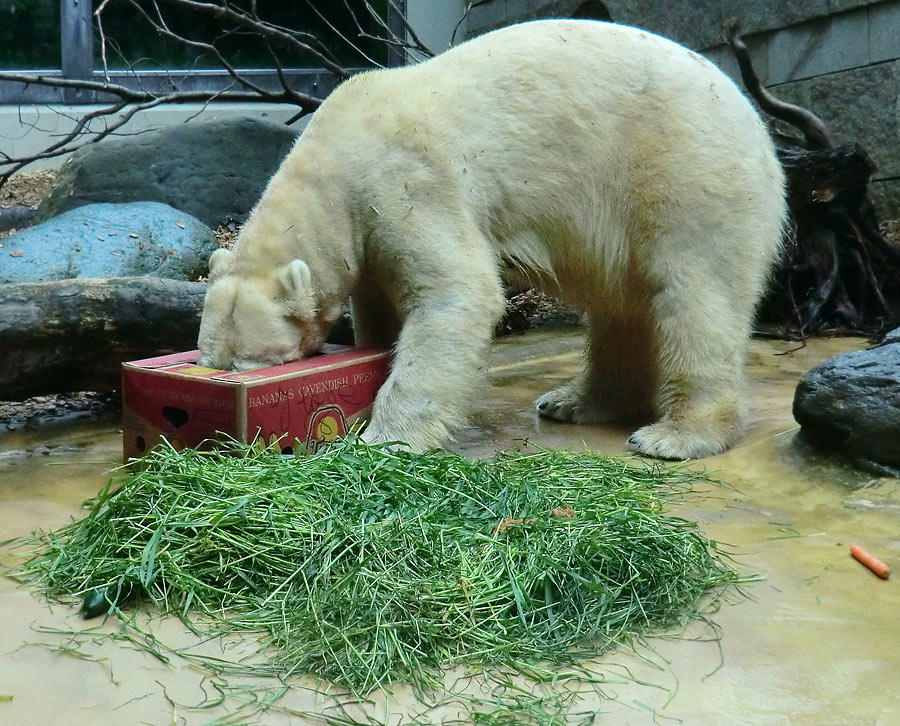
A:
[121, 345, 390, 462]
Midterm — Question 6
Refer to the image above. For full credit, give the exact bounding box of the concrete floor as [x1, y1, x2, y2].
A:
[1, 330, 897, 725]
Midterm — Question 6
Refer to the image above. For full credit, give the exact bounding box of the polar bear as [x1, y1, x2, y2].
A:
[197, 19, 787, 459]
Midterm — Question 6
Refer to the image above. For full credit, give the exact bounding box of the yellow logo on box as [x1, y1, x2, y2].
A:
[179, 366, 219, 376]
[316, 415, 340, 442]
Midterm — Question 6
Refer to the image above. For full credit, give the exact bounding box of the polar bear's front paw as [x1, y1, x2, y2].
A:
[535, 385, 590, 423]
[626, 421, 731, 460]
[360, 416, 451, 453]
[360, 424, 395, 447]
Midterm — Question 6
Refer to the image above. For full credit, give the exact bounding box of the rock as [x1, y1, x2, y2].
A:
[1, 202, 217, 284]
[36, 116, 300, 227]
[793, 342, 900, 473]
[880, 326, 900, 346]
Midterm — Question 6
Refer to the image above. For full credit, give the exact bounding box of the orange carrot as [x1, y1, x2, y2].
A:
[850, 544, 890, 579]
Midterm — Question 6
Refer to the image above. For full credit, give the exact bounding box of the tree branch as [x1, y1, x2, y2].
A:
[724, 20, 900, 337]
[356, 0, 436, 58]
[0, 73, 321, 187]
[451, 4, 475, 48]
[723, 19, 836, 149]
[158, 0, 351, 78]
[0, 0, 431, 184]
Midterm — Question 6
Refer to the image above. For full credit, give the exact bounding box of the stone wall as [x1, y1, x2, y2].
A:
[464, 0, 900, 219]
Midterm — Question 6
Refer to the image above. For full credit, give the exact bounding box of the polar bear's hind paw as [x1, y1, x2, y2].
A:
[535, 384, 632, 425]
[626, 420, 731, 460]
[535, 386, 587, 423]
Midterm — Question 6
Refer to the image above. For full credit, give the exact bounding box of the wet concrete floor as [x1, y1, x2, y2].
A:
[1, 330, 897, 725]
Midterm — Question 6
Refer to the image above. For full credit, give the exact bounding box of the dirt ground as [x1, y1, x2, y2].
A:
[0, 170, 57, 209]
[0, 170, 57, 240]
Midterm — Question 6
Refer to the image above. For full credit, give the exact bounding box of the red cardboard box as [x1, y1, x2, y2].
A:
[122, 345, 390, 462]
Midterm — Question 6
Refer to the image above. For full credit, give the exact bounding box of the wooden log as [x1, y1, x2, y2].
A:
[0, 277, 207, 400]
[0, 206, 36, 232]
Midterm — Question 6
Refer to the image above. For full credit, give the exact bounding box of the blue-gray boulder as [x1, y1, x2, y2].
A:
[2, 202, 217, 284]
[793, 342, 900, 474]
[881, 326, 900, 346]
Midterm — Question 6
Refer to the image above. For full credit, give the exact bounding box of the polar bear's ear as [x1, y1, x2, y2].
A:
[277, 259, 315, 318]
[208, 248, 235, 281]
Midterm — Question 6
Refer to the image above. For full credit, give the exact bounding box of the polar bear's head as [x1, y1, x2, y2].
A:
[197, 248, 330, 371]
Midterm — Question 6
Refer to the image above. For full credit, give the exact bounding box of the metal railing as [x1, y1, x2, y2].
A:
[1, 0, 407, 105]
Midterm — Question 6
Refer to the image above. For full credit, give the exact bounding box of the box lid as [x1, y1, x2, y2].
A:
[123, 345, 390, 386]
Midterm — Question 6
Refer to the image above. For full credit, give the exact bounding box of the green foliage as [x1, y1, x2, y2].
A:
[20, 438, 744, 702]
[0, 0, 60, 69]
[91, 1, 391, 70]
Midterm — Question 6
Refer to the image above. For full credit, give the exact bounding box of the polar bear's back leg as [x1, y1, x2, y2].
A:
[625, 221, 779, 459]
[536, 302, 657, 425]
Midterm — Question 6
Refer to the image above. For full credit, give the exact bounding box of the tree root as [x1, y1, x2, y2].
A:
[725, 19, 900, 339]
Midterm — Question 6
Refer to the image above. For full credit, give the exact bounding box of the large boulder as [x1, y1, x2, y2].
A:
[2, 202, 217, 284]
[36, 116, 300, 227]
[793, 335, 900, 474]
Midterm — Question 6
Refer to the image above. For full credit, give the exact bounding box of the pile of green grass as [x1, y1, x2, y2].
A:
[20, 439, 741, 697]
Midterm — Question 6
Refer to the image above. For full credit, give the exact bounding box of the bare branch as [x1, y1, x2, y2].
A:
[382, 0, 436, 57]
[0, 70, 321, 107]
[723, 19, 836, 149]
[352, 0, 435, 59]
[1, 70, 148, 100]
[1, 100, 140, 185]
[95, 0, 114, 81]
[157, 0, 351, 78]
[0, 0, 433, 183]
[142, 0, 267, 95]
[311, 2, 386, 69]
[451, 4, 474, 48]
[0, 71, 322, 187]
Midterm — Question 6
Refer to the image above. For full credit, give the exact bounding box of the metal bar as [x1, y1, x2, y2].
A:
[60, 0, 93, 80]
[387, 0, 408, 67]
[0, 68, 359, 105]
[60, 0, 94, 103]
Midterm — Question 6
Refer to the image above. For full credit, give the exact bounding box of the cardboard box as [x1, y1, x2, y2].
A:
[122, 345, 390, 461]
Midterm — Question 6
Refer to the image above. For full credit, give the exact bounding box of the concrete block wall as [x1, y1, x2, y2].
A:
[465, 0, 900, 219]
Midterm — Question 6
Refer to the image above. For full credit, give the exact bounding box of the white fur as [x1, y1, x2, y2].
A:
[197, 19, 787, 458]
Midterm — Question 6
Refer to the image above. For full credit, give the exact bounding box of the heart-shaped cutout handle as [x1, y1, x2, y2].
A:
[162, 406, 189, 429]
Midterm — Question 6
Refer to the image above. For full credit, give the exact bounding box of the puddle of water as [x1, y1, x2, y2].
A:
[0, 331, 897, 725]
[0, 423, 122, 545]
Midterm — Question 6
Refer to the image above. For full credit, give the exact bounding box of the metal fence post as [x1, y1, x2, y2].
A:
[387, 0, 408, 67]
[61, 0, 94, 102]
